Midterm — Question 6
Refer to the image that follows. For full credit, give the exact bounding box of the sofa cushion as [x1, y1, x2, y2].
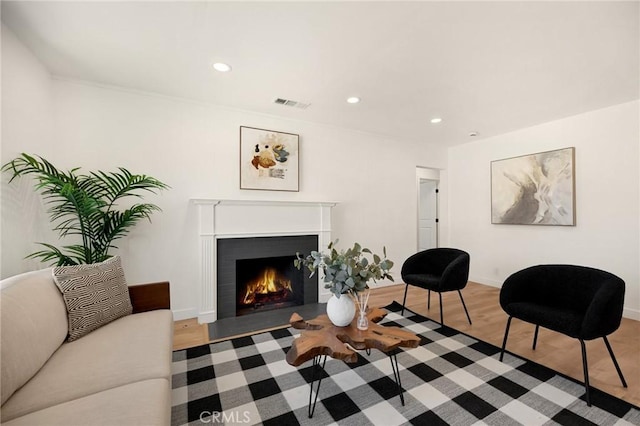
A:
[1, 269, 68, 405]
[2, 379, 170, 426]
[53, 256, 133, 341]
[0, 309, 173, 422]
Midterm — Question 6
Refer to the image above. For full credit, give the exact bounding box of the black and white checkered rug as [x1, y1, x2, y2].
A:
[172, 302, 640, 425]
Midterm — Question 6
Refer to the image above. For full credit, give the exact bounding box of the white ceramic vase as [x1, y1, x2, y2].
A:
[326, 294, 356, 327]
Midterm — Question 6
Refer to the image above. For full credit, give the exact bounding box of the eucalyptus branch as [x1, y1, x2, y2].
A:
[295, 240, 394, 298]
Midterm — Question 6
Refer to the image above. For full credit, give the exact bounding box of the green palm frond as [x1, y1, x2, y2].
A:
[26, 243, 84, 266]
[2, 153, 169, 266]
[92, 169, 169, 204]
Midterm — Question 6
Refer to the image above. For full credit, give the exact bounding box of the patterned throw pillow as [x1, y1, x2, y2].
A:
[53, 256, 133, 342]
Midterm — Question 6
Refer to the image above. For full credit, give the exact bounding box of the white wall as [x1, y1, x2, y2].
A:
[8, 23, 636, 321]
[448, 101, 640, 319]
[1, 26, 447, 318]
[1, 24, 58, 278]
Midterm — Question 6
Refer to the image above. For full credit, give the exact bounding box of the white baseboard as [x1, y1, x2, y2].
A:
[172, 308, 198, 321]
[197, 311, 217, 324]
[468, 276, 502, 288]
[623, 307, 640, 321]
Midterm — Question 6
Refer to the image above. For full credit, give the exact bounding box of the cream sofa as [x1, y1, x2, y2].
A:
[1, 268, 173, 425]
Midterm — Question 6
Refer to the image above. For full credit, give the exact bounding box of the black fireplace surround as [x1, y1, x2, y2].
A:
[216, 235, 319, 320]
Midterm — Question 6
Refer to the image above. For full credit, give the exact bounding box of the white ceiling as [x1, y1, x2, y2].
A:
[2, 1, 638, 146]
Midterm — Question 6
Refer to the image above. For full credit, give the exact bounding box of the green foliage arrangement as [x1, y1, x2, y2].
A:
[2, 153, 169, 266]
[294, 240, 394, 298]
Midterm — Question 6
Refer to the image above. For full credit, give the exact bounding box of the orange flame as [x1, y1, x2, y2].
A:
[242, 268, 293, 305]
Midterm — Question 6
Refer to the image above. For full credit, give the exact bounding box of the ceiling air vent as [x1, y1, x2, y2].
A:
[273, 98, 311, 109]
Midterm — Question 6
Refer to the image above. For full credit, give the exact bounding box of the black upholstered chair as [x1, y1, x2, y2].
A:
[400, 248, 471, 326]
[499, 264, 628, 406]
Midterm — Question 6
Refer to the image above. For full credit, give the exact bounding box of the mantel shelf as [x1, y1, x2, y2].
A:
[191, 198, 338, 208]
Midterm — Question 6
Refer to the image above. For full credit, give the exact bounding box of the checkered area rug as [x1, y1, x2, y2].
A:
[172, 302, 640, 425]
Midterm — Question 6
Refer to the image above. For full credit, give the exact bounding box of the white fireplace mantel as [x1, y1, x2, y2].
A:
[192, 198, 337, 324]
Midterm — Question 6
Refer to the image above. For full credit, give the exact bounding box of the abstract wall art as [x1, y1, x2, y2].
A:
[491, 147, 575, 225]
[240, 126, 299, 191]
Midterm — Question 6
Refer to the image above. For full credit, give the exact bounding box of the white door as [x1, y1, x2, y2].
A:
[418, 179, 438, 251]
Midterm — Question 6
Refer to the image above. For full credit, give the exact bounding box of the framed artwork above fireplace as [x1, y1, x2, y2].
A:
[240, 126, 299, 191]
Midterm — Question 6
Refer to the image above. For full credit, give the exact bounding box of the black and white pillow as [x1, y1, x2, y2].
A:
[53, 256, 133, 342]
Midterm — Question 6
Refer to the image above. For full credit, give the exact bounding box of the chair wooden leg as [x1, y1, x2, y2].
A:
[603, 336, 628, 388]
[499, 316, 513, 362]
[580, 339, 592, 406]
[438, 293, 444, 325]
[401, 284, 409, 316]
[532, 324, 540, 350]
[457, 290, 472, 325]
[427, 290, 431, 309]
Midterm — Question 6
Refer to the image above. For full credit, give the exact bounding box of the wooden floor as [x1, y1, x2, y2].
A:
[173, 281, 640, 407]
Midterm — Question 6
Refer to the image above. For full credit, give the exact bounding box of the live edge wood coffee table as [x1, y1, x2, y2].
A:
[285, 307, 420, 418]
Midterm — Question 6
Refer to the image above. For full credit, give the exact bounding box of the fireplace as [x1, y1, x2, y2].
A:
[217, 234, 318, 320]
[236, 255, 304, 316]
[193, 199, 336, 324]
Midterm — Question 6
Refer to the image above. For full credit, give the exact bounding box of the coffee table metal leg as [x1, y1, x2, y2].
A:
[389, 350, 405, 406]
[308, 355, 327, 418]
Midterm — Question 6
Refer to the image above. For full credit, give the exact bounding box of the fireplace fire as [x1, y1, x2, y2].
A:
[240, 267, 293, 306]
[236, 255, 304, 316]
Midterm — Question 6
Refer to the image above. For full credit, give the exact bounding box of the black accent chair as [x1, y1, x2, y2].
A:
[499, 264, 628, 406]
[400, 248, 472, 326]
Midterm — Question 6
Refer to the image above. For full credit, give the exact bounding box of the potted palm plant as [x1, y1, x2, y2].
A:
[295, 240, 394, 326]
[2, 153, 169, 265]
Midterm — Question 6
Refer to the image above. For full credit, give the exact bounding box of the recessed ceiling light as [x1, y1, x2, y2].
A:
[213, 62, 232, 72]
[346, 97, 361, 104]
[430, 117, 442, 124]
